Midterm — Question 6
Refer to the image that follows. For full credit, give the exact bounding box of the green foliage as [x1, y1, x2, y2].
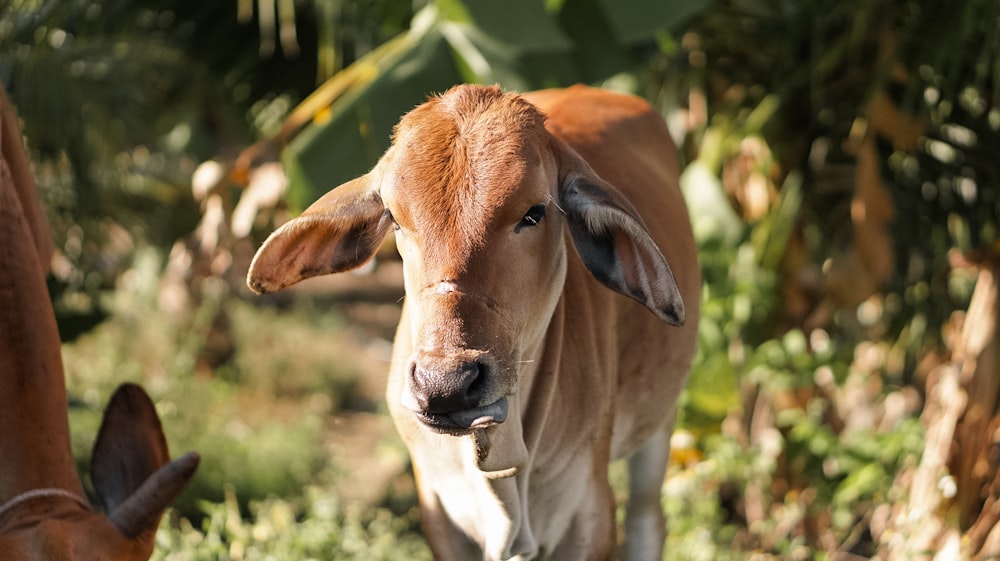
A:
[677, 157, 777, 432]
[19, 0, 995, 556]
[281, 20, 464, 212]
[660, 442, 753, 561]
[62, 248, 359, 517]
[2, 0, 419, 339]
[688, 0, 999, 348]
[282, 0, 713, 206]
[152, 488, 430, 561]
[676, 141, 927, 556]
[221, 301, 361, 406]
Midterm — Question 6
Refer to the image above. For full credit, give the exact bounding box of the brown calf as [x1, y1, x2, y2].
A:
[249, 84, 699, 560]
[0, 86, 198, 561]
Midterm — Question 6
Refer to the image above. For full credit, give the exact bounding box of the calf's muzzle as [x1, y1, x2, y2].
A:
[402, 351, 509, 434]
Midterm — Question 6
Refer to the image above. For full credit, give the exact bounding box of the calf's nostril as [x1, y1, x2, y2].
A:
[463, 360, 488, 402]
[408, 361, 430, 411]
[407, 357, 491, 414]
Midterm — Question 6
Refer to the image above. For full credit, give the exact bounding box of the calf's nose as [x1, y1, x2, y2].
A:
[406, 354, 491, 414]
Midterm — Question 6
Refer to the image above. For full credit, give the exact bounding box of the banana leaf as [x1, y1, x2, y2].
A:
[282, 0, 713, 207]
[282, 16, 463, 210]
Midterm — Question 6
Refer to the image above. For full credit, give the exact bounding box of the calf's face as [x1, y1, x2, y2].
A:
[247, 86, 685, 436]
[379, 105, 567, 434]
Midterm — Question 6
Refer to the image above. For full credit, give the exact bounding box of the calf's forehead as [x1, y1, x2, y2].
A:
[380, 90, 554, 251]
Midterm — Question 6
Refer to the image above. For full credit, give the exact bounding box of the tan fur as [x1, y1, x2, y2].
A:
[248, 84, 699, 561]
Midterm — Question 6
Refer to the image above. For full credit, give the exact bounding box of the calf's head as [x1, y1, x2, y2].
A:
[248, 85, 684, 435]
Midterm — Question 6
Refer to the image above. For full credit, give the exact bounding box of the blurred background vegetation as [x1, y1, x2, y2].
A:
[3, 0, 1000, 558]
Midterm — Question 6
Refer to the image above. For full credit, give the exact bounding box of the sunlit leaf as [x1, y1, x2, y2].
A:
[283, 20, 463, 210]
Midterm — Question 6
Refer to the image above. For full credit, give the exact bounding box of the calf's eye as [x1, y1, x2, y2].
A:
[516, 204, 546, 233]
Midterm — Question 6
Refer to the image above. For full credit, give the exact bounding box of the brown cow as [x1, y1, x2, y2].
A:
[0, 85, 199, 561]
[248, 84, 699, 560]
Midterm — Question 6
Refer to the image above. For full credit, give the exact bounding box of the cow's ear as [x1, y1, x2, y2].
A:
[92, 383, 199, 540]
[247, 173, 391, 294]
[558, 154, 685, 326]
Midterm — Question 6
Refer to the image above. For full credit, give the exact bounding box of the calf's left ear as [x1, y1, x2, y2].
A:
[559, 162, 685, 326]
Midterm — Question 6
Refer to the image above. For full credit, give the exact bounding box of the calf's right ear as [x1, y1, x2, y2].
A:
[247, 173, 391, 294]
[554, 141, 685, 326]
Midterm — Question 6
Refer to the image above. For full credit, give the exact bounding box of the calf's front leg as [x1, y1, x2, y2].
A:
[624, 425, 671, 561]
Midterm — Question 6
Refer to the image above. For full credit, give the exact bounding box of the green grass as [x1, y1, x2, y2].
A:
[152, 488, 431, 561]
[60, 248, 436, 558]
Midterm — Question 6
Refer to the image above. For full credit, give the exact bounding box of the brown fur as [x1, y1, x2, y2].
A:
[389, 86, 549, 266]
[0, 85, 198, 561]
